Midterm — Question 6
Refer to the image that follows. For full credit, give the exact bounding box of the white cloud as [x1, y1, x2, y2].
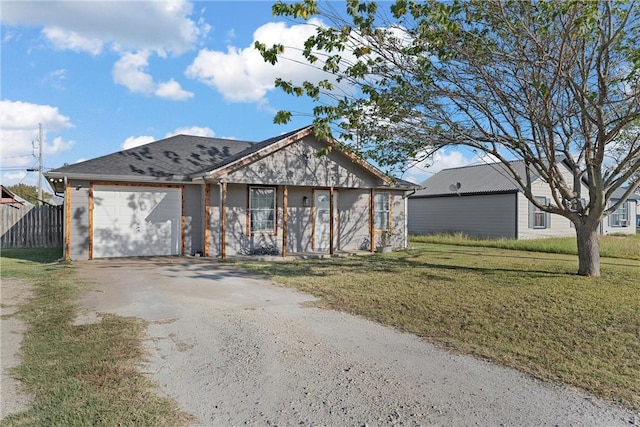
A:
[166, 127, 215, 138]
[1, 0, 207, 56]
[403, 150, 474, 184]
[225, 29, 236, 43]
[3, 1, 205, 101]
[155, 79, 194, 100]
[2, 171, 27, 182]
[0, 100, 74, 186]
[113, 51, 193, 100]
[0, 100, 72, 131]
[122, 126, 217, 150]
[44, 136, 74, 155]
[122, 135, 155, 150]
[42, 26, 103, 55]
[112, 51, 156, 94]
[186, 18, 335, 103]
[43, 69, 67, 90]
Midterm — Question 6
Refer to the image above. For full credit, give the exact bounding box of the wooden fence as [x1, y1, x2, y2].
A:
[1, 205, 63, 249]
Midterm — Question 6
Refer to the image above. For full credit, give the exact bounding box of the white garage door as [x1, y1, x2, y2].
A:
[93, 185, 181, 258]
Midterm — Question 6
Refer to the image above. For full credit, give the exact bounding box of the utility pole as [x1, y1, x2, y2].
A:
[27, 124, 44, 205]
[38, 123, 43, 205]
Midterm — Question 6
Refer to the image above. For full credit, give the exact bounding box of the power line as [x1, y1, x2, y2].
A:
[0, 154, 33, 160]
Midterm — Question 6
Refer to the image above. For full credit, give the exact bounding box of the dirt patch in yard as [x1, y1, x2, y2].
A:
[1, 278, 34, 419]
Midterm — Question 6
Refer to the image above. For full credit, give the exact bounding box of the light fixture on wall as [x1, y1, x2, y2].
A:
[303, 196, 310, 207]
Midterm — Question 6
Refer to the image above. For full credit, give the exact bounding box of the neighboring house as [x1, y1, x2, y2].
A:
[407, 160, 637, 240]
[603, 187, 639, 234]
[635, 190, 640, 227]
[1, 185, 27, 208]
[45, 126, 418, 260]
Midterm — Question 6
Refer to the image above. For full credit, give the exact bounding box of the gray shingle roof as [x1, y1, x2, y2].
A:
[49, 134, 253, 179]
[46, 125, 420, 191]
[412, 160, 538, 197]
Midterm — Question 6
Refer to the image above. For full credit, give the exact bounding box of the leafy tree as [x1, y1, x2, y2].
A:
[257, 0, 640, 277]
[8, 184, 52, 205]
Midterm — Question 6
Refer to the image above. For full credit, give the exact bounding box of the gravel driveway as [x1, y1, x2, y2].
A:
[75, 258, 637, 426]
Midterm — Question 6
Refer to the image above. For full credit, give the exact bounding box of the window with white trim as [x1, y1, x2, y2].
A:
[374, 192, 390, 231]
[249, 187, 276, 233]
[609, 200, 629, 227]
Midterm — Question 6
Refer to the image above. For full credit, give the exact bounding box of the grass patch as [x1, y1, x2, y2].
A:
[232, 242, 640, 410]
[412, 232, 640, 260]
[0, 249, 193, 426]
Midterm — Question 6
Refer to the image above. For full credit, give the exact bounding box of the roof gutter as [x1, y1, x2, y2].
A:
[409, 189, 519, 199]
[402, 189, 417, 199]
[44, 171, 194, 185]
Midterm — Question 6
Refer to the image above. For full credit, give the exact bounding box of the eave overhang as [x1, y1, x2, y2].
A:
[44, 171, 194, 193]
[409, 189, 519, 199]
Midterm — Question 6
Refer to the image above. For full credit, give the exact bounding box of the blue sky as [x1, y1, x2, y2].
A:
[1, 0, 477, 192]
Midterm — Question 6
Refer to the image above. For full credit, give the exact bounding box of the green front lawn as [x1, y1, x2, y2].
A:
[412, 232, 640, 260]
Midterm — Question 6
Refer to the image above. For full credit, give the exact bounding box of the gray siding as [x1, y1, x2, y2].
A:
[224, 136, 379, 188]
[208, 184, 221, 256]
[183, 184, 204, 255]
[337, 189, 371, 251]
[287, 187, 313, 252]
[68, 179, 91, 260]
[408, 193, 517, 239]
[224, 183, 251, 256]
[391, 192, 407, 248]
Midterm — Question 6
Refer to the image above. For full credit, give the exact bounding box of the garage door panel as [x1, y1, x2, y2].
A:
[93, 186, 181, 258]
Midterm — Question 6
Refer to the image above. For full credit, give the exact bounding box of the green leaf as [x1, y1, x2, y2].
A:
[274, 110, 292, 124]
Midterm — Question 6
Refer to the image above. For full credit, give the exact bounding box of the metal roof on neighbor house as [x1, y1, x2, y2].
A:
[411, 160, 540, 198]
[610, 187, 640, 201]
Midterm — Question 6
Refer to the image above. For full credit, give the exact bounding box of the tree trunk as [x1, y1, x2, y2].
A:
[575, 222, 601, 277]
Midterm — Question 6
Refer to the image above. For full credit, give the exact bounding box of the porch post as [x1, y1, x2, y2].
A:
[180, 186, 186, 256]
[221, 182, 227, 260]
[369, 188, 375, 252]
[329, 186, 334, 255]
[282, 185, 288, 257]
[204, 184, 210, 257]
[88, 182, 93, 260]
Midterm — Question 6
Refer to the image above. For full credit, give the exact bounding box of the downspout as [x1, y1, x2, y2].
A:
[219, 181, 224, 260]
[64, 176, 70, 261]
[402, 189, 417, 249]
[402, 189, 417, 199]
[514, 191, 518, 239]
[404, 193, 408, 249]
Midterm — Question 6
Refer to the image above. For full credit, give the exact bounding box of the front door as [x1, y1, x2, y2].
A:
[314, 190, 337, 251]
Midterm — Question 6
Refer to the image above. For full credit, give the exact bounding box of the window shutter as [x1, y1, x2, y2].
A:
[545, 197, 551, 229]
[528, 201, 534, 229]
[624, 201, 630, 226]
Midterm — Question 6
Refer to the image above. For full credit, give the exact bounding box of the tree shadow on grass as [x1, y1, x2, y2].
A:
[229, 250, 576, 281]
[0, 248, 63, 263]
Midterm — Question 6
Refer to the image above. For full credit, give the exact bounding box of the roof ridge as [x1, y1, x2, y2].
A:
[439, 159, 525, 173]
